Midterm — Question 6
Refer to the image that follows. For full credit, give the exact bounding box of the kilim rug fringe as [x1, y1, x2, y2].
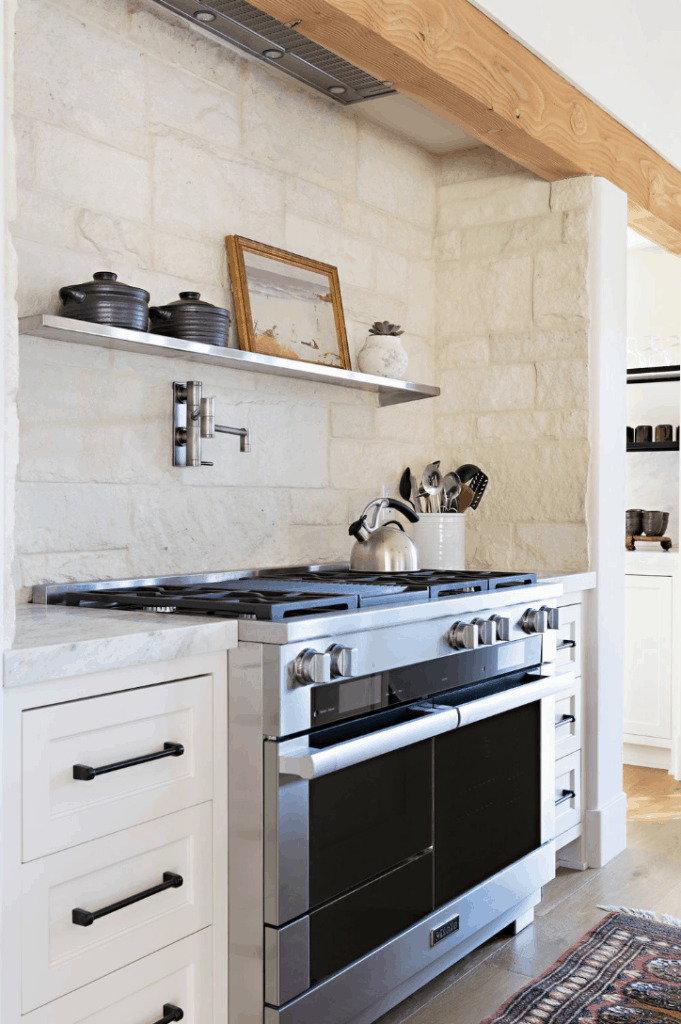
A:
[479, 912, 681, 1024]
[598, 905, 681, 928]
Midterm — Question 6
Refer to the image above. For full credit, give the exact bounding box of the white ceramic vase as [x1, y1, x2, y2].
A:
[412, 513, 466, 570]
[357, 334, 408, 379]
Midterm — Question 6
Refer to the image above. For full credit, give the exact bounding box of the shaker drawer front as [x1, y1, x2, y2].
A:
[23, 676, 213, 861]
[22, 929, 212, 1024]
[554, 751, 581, 839]
[22, 803, 212, 1013]
[555, 604, 583, 677]
[554, 684, 582, 760]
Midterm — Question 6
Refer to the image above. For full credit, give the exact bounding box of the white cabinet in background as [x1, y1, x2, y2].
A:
[624, 575, 673, 741]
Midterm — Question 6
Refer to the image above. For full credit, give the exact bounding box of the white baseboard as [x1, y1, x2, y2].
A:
[585, 790, 628, 868]
[623, 743, 671, 771]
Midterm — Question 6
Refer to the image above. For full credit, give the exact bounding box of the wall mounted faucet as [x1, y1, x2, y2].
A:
[173, 380, 251, 467]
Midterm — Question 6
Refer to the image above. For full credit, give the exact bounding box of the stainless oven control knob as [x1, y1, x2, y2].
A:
[540, 605, 560, 629]
[490, 615, 511, 641]
[521, 607, 548, 634]
[294, 649, 331, 685]
[447, 621, 479, 650]
[327, 644, 359, 679]
[472, 617, 496, 645]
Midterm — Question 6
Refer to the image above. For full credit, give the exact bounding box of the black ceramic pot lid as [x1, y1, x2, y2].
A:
[59, 271, 150, 303]
[150, 292, 231, 319]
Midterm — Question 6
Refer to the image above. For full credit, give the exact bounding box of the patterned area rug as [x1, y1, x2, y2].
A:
[480, 913, 681, 1024]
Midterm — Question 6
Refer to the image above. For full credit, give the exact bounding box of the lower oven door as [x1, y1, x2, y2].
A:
[264, 672, 570, 1011]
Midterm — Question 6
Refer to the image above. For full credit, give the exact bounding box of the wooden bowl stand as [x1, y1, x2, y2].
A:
[626, 534, 672, 551]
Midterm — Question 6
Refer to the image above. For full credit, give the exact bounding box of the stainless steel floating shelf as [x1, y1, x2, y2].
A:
[19, 315, 440, 407]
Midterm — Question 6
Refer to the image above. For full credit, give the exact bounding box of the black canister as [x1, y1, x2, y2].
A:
[149, 292, 231, 347]
[59, 271, 150, 331]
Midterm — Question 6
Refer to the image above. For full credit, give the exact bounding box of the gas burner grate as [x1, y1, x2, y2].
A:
[256, 568, 536, 597]
[63, 585, 359, 620]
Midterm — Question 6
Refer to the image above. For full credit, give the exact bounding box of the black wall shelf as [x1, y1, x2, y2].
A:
[627, 441, 679, 452]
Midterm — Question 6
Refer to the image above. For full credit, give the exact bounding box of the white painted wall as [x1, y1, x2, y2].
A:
[470, 0, 681, 173]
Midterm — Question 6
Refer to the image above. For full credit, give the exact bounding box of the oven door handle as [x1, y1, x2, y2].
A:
[278, 672, 575, 779]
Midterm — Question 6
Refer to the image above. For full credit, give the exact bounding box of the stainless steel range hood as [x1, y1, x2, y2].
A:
[148, 0, 396, 104]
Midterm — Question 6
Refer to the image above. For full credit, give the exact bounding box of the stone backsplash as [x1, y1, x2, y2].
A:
[433, 154, 594, 571]
[12, 0, 596, 599]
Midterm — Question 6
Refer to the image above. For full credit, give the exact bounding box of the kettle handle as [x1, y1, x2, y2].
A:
[349, 497, 419, 541]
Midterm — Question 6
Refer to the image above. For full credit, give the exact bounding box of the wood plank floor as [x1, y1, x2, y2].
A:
[376, 765, 681, 1024]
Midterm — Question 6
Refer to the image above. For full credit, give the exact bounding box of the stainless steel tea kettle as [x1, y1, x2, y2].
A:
[349, 498, 420, 571]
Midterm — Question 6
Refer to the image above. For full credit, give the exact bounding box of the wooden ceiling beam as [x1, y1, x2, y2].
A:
[246, 0, 681, 254]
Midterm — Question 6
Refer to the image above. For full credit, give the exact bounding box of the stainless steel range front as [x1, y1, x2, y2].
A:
[36, 566, 573, 1024]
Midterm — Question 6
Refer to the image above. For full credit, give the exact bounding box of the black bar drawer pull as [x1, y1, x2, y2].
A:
[73, 741, 184, 781]
[72, 871, 183, 926]
[555, 714, 576, 729]
[555, 789, 576, 807]
[557, 639, 577, 650]
[152, 1005, 184, 1024]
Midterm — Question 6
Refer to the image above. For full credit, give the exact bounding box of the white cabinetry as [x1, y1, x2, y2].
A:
[553, 591, 590, 869]
[624, 570, 679, 776]
[2, 651, 229, 1024]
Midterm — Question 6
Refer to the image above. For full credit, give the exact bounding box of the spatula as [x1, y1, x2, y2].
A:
[457, 483, 475, 512]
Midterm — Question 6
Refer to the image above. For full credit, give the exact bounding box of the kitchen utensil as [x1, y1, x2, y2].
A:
[399, 467, 414, 508]
[642, 510, 666, 536]
[625, 509, 643, 535]
[655, 424, 673, 442]
[349, 498, 420, 571]
[469, 471, 489, 510]
[442, 472, 462, 511]
[409, 471, 423, 513]
[149, 291, 231, 347]
[634, 425, 653, 443]
[457, 483, 475, 512]
[59, 271, 150, 331]
[422, 462, 443, 514]
[455, 464, 481, 485]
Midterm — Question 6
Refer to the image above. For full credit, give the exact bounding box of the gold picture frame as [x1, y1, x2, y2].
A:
[226, 235, 351, 371]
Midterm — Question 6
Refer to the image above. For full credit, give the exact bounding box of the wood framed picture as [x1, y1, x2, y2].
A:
[226, 235, 351, 370]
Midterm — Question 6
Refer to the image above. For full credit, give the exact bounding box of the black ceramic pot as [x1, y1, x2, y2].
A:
[148, 292, 231, 347]
[59, 271, 150, 331]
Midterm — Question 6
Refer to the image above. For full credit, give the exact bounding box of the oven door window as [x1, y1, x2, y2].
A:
[434, 701, 541, 908]
[309, 739, 432, 909]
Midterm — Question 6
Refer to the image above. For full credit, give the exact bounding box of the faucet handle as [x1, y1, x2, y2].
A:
[200, 397, 215, 438]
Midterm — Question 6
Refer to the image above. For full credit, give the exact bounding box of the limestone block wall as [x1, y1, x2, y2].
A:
[433, 149, 593, 571]
[11, 0, 437, 599]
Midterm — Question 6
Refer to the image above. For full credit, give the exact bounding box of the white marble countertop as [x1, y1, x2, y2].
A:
[536, 570, 597, 593]
[4, 605, 239, 687]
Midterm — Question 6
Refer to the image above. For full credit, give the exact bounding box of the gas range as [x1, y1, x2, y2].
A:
[34, 564, 570, 1024]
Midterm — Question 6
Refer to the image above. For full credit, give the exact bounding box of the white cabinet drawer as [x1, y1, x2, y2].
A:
[554, 683, 582, 760]
[22, 929, 212, 1024]
[554, 750, 581, 839]
[23, 676, 213, 861]
[22, 803, 212, 1013]
[555, 603, 583, 677]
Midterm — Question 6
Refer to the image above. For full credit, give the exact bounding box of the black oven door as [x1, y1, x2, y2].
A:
[264, 702, 437, 929]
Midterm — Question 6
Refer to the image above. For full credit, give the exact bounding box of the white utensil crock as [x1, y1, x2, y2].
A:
[412, 513, 466, 570]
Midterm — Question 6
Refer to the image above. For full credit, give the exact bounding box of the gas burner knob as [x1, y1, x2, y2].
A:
[294, 649, 331, 685]
[540, 605, 560, 630]
[521, 607, 549, 634]
[327, 644, 359, 679]
[472, 617, 496, 645]
[490, 615, 511, 641]
[447, 621, 479, 651]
